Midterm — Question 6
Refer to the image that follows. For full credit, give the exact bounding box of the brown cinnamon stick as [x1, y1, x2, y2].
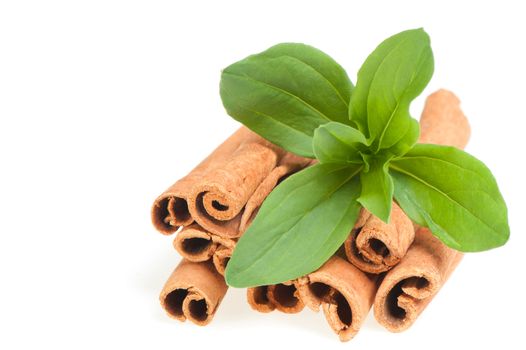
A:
[173, 224, 236, 263]
[186, 137, 286, 238]
[246, 286, 275, 313]
[173, 224, 216, 262]
[344, 203, 414, 274]
[373, 227, 462, 332]
[373, 89, 470, 332]
[296, 256, 377, 342]
[212, 245, 234, 276]
[246, 281, 304, 314]
[174, 155, 309, 271]
[159, 259, 228, 326]
[151, 127, 255, 235]
[419, 89, 470, 148]
[239, 152, 311, 232]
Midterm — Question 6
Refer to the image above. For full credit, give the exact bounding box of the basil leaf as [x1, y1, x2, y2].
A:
[383, 117, 420, 158]
[261, 43, 353, 104]
[225, 163, 362, 287]
[358, 155, 394, 222]
[312, 122, 367, 164]
[220, 44, 353, 157]
[348, 33, 402, 136]
[349, 28, 433, 151]
[390, 144, 509, 251]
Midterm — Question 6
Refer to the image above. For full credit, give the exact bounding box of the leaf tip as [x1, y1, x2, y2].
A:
[399, 27, 431, 44]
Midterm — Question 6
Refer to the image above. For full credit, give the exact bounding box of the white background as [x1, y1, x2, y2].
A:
[1, 1, 524, 349]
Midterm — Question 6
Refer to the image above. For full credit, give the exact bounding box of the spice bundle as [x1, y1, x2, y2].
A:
[153, 126, 311, 325]
[152, 89, 471, 340]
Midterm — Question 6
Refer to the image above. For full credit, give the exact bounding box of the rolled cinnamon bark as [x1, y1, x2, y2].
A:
[247, 281, 304, 314]
[187, 139, 285, 238]
[239, 152, 311, 232]
[212, 245, 234, 276]
[344, 203, 414, 274]
[151, 127, 255, 235]
[267, 282, 305, 314]
[296, 256, 377, 342]
[373, 89, 470, 332]
[373, 227, 463, 332]
[173, 224, 217, 262]
[159, 259, 228, 326]
[173, 224, 236, 263]
[419, 89, 470, 148]
[246, 286, 275, 313]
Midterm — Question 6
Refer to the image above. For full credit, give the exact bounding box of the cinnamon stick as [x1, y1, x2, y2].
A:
[173, 224, 236, 263]
[151, 127, 254, 235]
[239, 152, 311, 232]
[246, 281, 304, 314]
[159, 259, 228, 326]
[246, 286, 275, 313]
[186, 139, 285, 238]
[419, 89, 471, 148]
[344, 203, 414, 274]
[373, 227, 462, 332]
[212, 245, 234, 276]
[296, 256, 377, 342]
[373, 89, 470, 332]
[174, 155, 309, 271]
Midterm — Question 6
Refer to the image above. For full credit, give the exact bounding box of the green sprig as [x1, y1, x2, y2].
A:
[220, 28, 510, 288]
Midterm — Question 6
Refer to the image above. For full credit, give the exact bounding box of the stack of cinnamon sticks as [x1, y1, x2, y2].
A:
[151, 89, 470, 340]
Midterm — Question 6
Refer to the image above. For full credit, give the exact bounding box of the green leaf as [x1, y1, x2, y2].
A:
[312, 122, 367, 164]
[383, 117, 420, 158]
[349, 28, 433, 151]
[357, 155, 394, 222]
[261, 43, 353, 103]
[225, 163, 362, 287]
[390, 144, 509, 252]
[220, 43, 353, 157]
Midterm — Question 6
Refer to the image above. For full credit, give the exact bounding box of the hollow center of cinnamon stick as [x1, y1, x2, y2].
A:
[171, 197, 191, 222]
[219, 257, 230, 269]
[408, 276, 430, 290]
[386, 277, 430, 320]
[188, 298, 208, 321]
[272, 284, 300, 308]
[309, 282, 331, 301]
[253, 286, 271, 305]
[165, 289, 188, 317]
[369, 238, 390, 258]
[211, 200, 229, 211]
[196, 193, 227, 224]
[334, 292, 353, 326]
[182, 237, 212, 254]
[157, 198, 170, 225]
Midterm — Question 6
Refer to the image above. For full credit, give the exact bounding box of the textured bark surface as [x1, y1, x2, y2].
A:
[159, 260, 228, 326]
[345, 203, 414, 273]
